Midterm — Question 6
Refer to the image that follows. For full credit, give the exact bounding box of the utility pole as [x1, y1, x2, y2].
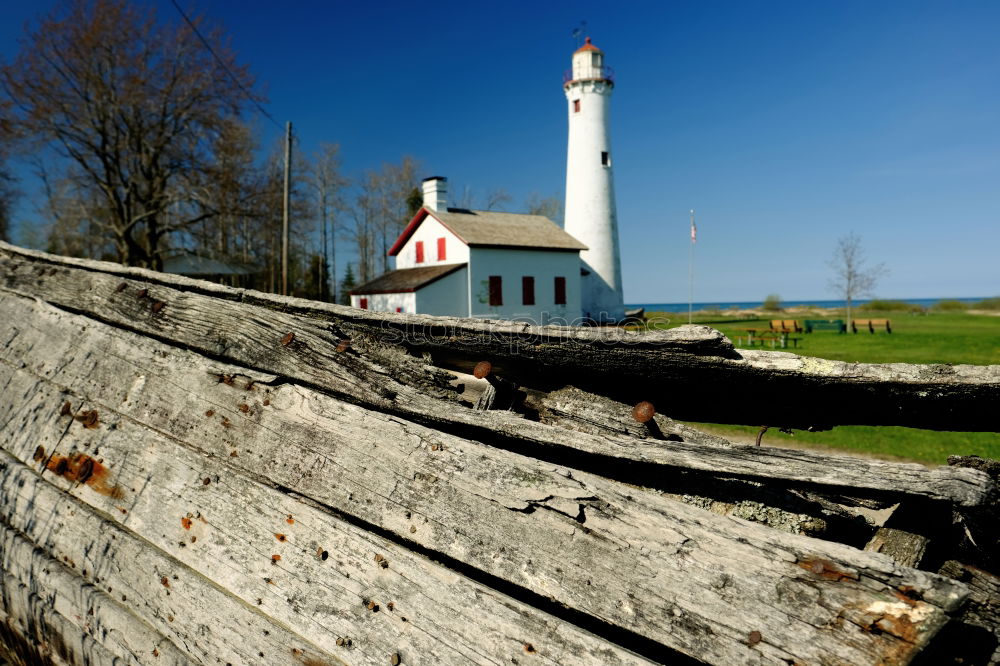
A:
[282, 121, 292, 296]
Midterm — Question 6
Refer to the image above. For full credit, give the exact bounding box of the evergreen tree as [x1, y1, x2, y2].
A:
[339, 263, 356, 306]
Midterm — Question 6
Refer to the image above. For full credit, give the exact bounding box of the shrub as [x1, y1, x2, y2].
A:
[932, 299, 969, 311]
[762, 293, 782, 312]
[974, 296, 1000, 310]
[860, 299, 924, 313]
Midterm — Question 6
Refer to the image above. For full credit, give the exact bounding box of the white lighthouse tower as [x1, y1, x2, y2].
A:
[563, 37, 625, 323]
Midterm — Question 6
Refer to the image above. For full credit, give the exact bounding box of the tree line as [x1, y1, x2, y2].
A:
[0, 0, 560, 304]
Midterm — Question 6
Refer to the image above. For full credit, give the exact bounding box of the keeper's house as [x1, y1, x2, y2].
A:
[350, 177, 585, 323]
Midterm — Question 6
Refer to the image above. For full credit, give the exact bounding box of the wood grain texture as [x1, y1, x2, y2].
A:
[0, 291, 973, 665]
[0, 374, 652, 665]
[0, 247, 993, 509]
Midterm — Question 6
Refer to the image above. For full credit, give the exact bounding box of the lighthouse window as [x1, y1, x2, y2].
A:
[601, 151, 611, 166]
[573, 99, 580, 113]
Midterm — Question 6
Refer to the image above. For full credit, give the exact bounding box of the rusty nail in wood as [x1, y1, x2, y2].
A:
[755, 426, 769, 447]
[54, 457, 68, 475]
[202, 477, 211, 485]
[387, 601, 394, 611]
[632, 401, 655, 423]
[281, 332, 295, 346]
[136, 288, 148, 299]
[152, 301, 165, 314]
[271, 554, 281, 564]
[59, 400, 72, 416]
[633, 401, 664, 439]
[336, 338, 351, 352]
[115, 282, 127, 292]
[33, 445, 45, 462]
[748, 630, 762, 646]
[336, 638, 344, 647]
[80, 410, 99, 428]
[77, 457, 94, 483]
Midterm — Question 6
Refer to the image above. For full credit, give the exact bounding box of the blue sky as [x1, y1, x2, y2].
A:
[3, 0, 998, 303]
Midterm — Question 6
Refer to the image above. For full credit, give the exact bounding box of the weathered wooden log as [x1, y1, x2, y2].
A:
[937, 560, 1000, 665]
[0, 246, 993, 510]
[0, 290, 975, 664]
[3, 242, 999, 432]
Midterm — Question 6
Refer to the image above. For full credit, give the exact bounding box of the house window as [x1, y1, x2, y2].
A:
[522, 276, 535, 306]
[437, 237, 446, 261]
[554, 277, 566, 305]
[415, 240, 424, 263]
[573, 99, 580, 113]
[359, 298, 368, 310]
[601, 151, 610, 167]
[488, 276, 503, 306]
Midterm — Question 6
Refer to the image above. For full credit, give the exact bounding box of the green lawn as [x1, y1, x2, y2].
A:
[645, 310, 1000, 464]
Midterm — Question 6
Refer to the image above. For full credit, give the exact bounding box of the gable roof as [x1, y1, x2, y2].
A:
[350, 262, 466, 296]
[388, 207, 587, 256]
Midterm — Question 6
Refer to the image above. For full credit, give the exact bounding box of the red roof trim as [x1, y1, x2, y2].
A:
[388, 208, 429, 256]
[388, 207, 471, 256]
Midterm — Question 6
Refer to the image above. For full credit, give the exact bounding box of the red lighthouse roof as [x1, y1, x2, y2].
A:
[574, 36, 602, 54]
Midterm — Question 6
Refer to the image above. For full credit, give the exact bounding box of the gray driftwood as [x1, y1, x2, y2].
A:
[0, 244, 993, 510]
[0, 288, 973, 665]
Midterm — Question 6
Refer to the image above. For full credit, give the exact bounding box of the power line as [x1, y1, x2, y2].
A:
[169, 0, 282, 130]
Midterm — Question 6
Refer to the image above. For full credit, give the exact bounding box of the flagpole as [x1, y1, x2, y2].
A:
[688, 209, 695, 324]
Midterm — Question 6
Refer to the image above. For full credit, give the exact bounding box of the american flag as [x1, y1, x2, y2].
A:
[690, 210, 697, 244]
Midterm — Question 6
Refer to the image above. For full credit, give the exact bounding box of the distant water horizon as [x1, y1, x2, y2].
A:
[626, 296, 992, 314]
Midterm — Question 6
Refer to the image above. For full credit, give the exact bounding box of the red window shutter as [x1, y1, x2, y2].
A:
[360, 298, 368, 310]
[415, 241, 424, 263]
[522, 276, 535, 305]
[437, 237, 446, 261]
[488, 276, 503, 306]
[554, 277, 566, 305]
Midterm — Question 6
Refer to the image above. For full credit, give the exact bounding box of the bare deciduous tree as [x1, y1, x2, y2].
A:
[525, 192, 564, 224]
[0, 0, 261, 268]
[828, 231, 888, 329]
[307, 143, 348, 302]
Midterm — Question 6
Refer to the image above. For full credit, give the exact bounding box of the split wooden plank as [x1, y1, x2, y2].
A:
[0, 370, 653, 665]
[0, 292, 972, 665]
[6, 242, 998, 432]
[0, 523, 191, 666]
[0, 252, 993, 508]
[0, 265, 991, 509]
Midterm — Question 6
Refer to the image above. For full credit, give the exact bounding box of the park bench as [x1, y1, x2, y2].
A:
[804, 319, 846, 333]
[852, 318, 892, 334]
[770, 319, 803, 333]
